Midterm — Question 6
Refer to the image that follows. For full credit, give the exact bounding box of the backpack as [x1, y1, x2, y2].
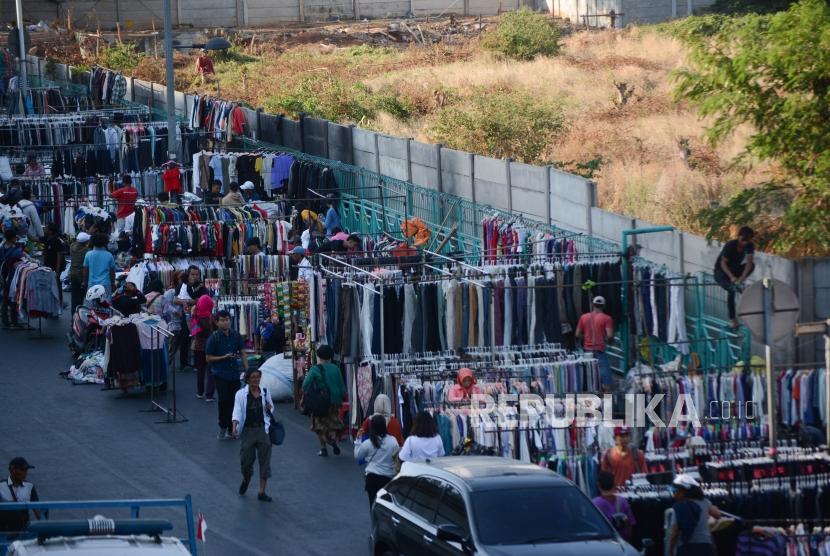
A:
[302, 365, 331, 417]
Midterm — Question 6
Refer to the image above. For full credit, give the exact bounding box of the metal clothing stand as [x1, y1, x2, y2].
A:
[140, 324, 187, 424]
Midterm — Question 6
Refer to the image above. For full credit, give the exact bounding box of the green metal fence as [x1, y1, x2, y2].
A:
[239, 138, 749, 373]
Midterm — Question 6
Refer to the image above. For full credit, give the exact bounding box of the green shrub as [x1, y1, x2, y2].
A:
[264, 75, 375, 123]
[99, 42, 144, 71]
[482, 8, 561, 61]
[427, 87, 564, 163]
[371, 86, 414, 121]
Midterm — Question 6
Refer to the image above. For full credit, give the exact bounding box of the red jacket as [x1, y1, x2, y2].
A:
[163, 167, 182, 194]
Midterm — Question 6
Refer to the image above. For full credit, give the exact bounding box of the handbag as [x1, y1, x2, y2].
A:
[264, 388, 285, 446]
[301, 365, 331, 417]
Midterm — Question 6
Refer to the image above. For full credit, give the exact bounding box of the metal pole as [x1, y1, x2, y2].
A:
[762, 278, 776, 452]
[15, 0, 27, 93]
[163, 0, 178, 159]
[825, 331, 830, 452]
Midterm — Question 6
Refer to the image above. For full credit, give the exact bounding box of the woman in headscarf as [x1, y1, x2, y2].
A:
[448, 368, 482, 402]
[357, 394, 404, 446]
[144, 280, 166, 317]
[191, 294, 216, 401]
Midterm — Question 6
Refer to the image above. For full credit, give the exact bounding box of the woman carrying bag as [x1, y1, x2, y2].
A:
[354, 415, 400, 509]
[231, 369, 275, 503]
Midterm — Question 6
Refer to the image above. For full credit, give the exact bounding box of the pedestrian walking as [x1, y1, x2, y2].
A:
[206, 310, 247, 440]
[601, 427, 645, 488]
[357, 394, 404, 446]
[0, 457, 40, 537]
[68, 232, 91, 311]
[354, 415, 401, 509]
[302, 345, 346, 457]
[713, 226, 755, 329]
[82, 233, 115, 300]
[575, 295, 615, 392]
[399, 411, 445, 462]
[668, 474, 721, 556]
[592, 470, 636, 542]
[192, 294, 216, 402]
[231, 369, 274, 502]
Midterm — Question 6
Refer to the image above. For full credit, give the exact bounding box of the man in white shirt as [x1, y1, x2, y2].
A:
[0, 457, 40, 536]
[289, 246, 312, 282]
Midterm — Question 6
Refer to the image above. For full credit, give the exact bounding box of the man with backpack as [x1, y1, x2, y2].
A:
[302, 345, 346, 457]
[601, 427, 645, 488]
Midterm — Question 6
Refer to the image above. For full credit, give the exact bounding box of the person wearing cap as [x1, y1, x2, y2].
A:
[15, 186, 43, 240]
[245, 237, 264, 257]
[601, 427, 645, 488]
[162, 160, 182, 204]
[576, 295, 615, 392]
[69, 230, 93, 311]
[669, 474, 721, 556]
[110, 174, 138, 234]
[221, 182, 245, 207]
[324, 195, 341, 236]
[240, 181, 260, 202]
[289, 246, 312, 282]
[0, 457, 40, 536]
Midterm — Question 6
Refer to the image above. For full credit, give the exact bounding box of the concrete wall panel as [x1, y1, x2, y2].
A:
[303, 117, 329, 157]
[440, 149, 473, 199]
[473, 155, 508, 210]
[327, 123, 353, 164]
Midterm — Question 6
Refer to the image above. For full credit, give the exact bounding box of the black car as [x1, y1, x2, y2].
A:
[370, 456, 640, 556]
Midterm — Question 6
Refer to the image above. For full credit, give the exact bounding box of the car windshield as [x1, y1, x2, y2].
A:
[471, 486, 617, 546]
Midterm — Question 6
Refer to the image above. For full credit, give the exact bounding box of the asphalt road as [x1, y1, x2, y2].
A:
[0, 314, 371, 555]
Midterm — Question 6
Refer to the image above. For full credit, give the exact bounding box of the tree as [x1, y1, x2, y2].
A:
[673, 0, 830, 255]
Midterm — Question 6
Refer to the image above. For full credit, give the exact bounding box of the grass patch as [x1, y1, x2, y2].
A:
[427, 86, 564, 163]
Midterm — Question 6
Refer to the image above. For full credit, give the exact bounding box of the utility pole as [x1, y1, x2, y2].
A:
[15, 0, 27, 93]
[163, 0, 178, 160]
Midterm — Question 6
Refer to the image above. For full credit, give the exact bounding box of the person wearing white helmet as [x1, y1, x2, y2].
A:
[669, 474, 721, 556]
[576, 295, 615, 392]
[69, 232, 92, 311]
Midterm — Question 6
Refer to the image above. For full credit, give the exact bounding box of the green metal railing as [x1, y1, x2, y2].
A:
[244, 134, 749, 373]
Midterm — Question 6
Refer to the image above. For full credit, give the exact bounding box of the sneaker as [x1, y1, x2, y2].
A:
[239, 475, 251, 495]
[329, 441, 341, 456]
[317, 448, 328, 457]
[205, 397, 216, 403]
[257, 493, 272, 502]
[196, 394, 204, 399]
[217, 428, 227, 440]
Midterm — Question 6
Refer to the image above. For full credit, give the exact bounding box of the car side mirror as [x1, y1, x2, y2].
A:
[641, 538, 655, 549]
[436, 524, 467, 544]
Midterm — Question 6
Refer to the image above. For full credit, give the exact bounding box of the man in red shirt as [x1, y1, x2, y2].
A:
[576, 295, 615, 391]
[601, 427, 645, 488]
[110, 175, 138, 234]
[196, 50, 215, 85]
